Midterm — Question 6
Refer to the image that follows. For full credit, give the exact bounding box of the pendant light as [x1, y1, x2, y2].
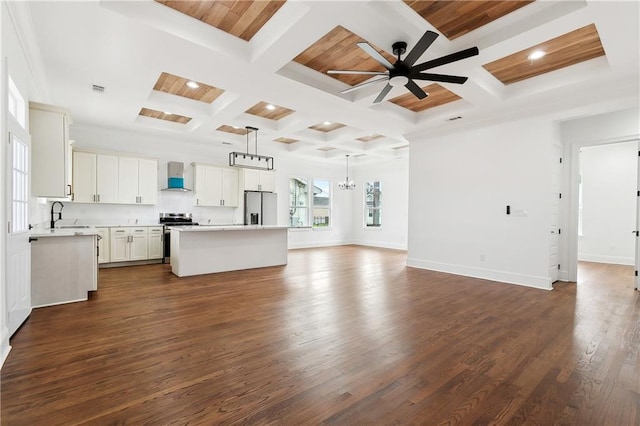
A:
[338, 154, 355, 190]
[229, 126, 274, 170]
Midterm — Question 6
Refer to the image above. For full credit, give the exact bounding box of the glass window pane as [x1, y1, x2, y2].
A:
[290, 177, 309, 227]
[365, 181, 382, 227]
[313, 208, 330, 227]
[313, 179, 331, 228]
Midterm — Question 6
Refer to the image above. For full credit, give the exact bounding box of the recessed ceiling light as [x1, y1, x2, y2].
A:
[164, 111, 172, 115]
[528, 50, 546, 60]
[266, 104, 276, 110]
[186, 81, 199, 89]
[323, 121, 331, 125]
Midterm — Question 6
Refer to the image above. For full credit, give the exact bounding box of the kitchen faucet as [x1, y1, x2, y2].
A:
[50, 201, 64, 229]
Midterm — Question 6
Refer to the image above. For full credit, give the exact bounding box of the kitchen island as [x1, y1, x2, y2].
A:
[169, 225, 288, 277]
[30, 228, 99, 307]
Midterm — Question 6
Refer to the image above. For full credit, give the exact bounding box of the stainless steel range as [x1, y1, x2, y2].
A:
[159, 213, 198, 263]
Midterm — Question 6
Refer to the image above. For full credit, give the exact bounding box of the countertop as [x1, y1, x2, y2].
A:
[170, 225, 289, 232]
[31, 228, 100, 238]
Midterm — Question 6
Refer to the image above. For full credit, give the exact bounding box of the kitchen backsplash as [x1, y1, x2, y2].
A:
[32, 190, 241, 229]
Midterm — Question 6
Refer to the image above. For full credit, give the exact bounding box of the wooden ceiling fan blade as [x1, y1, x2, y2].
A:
[410, 73, 468, 84]
[373, 83, 393, 103]
[411, 46, 479, 72]
[340, 77, 389, 94]
[357, 42, 394, 70]
[403, 30, 439, 67]
[328, 70, 388, 75]
[405, 80, 428, 99]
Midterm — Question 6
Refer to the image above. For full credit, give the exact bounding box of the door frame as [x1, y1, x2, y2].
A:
[563, 135, 640, 284]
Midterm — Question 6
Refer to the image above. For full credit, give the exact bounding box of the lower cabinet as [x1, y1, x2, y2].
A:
[148, 227, 163, 259]
[110, 227, 148, 262]
[96, 227, 110, 264]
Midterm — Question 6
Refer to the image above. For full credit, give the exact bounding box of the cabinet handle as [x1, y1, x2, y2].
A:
[196, 198, 199, 205]
[67, 184, 72, 196]
[97, 194, 101, 202]
[71, 193, 75, 201]
[93, 194, 96, 202]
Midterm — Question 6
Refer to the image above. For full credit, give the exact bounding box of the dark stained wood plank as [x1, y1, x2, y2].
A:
[1, 249, 638, 424]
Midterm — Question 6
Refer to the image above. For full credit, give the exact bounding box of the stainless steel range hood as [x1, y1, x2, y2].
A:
[161, 161, 192, 192]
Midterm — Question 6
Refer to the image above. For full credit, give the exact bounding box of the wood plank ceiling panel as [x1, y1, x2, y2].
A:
[317, 146, 336, 152]
[155, 0, 286, 41]
[139, 108, 192, 124]
[483, 24, 605, 85]
[273, 137, 299, 144]
[389, 83, 461, 112]
[403, 0, 534, 40]
[308, 122, 346, 133]
[245, 102, 295, 121]
[153, 72, 224, 103]
[293, 25, 395, 86]
[356, 134, 384, 142]
[217, 125, 248, 135]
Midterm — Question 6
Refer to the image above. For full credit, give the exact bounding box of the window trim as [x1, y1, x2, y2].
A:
[364, 180, 382, 228]
[312, 178, 332, 229]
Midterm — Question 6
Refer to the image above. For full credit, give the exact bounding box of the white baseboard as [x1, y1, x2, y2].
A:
[406, 258, 552, 290]
[0, 326, 11, 370]
[351, 239, 407, 251]
[578, 253, 635, 266]
[287, 241, 348, 250]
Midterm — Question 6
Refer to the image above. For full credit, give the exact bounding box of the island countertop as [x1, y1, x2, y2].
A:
[169, 225, 289, 232]
[31, 228, 100, 238]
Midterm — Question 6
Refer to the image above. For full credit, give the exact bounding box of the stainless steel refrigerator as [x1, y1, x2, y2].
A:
[244, 191, 277, 225]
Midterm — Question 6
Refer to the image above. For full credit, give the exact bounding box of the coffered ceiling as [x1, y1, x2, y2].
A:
[23, 0, 640, 164]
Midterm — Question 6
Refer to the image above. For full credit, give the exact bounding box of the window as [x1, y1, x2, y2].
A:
[365, 181, 382, 227]
[11, 133, 29, 233]
[312, 179, 331, 228]
[8, 76, 26, 129]
[289, 177, 309, 227]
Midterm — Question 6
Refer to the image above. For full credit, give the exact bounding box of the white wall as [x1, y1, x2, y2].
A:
[406, 117, 556, 290]
[578, 141, 637, 265]
[0, 0, 9, 368]
[559, 107, 640, 281]
[350, 157, 409, 250]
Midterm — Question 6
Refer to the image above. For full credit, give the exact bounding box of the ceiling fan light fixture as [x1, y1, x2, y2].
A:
[389, 75, 409, 87]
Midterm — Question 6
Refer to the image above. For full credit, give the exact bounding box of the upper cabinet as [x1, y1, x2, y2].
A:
[242, 169, 275, 192]
[192, 163, 239, 207]
[72, 150, 157, 205]
[118, 157, 158, 205]
[29, 102, 73, 198]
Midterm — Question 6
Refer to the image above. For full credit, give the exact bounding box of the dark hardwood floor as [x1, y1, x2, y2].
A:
[1, 246, 638, 425]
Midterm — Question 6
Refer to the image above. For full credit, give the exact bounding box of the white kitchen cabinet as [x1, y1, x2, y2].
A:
[29, 102, 73, 198]
[110, 227, 148, 262]
[96, 227, 110, 264]
[148, 227, 163, 260]
[72, 152, 118, 203]
[242, 169, 275, 192]
[193, 163, 239, 207]
[118, 157, 158, 205]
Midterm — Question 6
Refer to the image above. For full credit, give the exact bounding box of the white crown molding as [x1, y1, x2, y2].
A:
[5, 1, 50, 102]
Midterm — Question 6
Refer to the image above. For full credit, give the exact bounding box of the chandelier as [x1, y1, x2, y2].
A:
[338, 154, 355, 190]
[229, 126, 274, 170]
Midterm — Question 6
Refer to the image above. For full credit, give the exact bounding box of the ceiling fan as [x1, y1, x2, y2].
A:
[328, 30, 479, 103]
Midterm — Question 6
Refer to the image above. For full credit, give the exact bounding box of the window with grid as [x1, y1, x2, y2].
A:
[289, 177, 309, 227]
[365, 181, 382, 227]
[312, 179, 331, 228]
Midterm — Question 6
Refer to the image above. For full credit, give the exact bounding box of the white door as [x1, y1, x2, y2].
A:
[6, 129, 31, 335]
[138, 159, 157, 205]
[96, 154, 118, 203]
[130, 228, 148, 260]
[110, 228, 130, 262]
[118, 156, 138, 204]
[549, 143, 562, 284]
[222, 167, 238, 206]
[635, 141, 639, 290]
[72, 151, 96, 202]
